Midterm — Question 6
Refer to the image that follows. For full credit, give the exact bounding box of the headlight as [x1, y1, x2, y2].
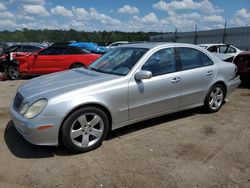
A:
[24, 99, 48, 119]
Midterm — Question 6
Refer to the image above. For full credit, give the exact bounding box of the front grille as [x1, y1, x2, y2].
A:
[13, 92, 24, 111]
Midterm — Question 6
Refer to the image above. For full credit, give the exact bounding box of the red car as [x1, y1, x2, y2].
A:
[233, 51, 250, 83]
[10, 45, 100, 79]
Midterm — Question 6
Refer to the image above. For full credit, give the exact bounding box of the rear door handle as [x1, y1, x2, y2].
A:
[206, 70, 213, 76]
[171, 77, 181, 83]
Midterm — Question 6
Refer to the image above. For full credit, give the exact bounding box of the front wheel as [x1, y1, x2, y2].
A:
[7, 65, 20, 80]
[204, 84, 225, 113]
[61, 107, 109, 153]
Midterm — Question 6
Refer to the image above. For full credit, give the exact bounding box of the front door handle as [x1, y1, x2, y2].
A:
[206, 70, 213, 76]
[171, 77, 181, 83]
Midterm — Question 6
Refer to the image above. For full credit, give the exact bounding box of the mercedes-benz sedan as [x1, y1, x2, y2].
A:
[10, 43, 240, 152]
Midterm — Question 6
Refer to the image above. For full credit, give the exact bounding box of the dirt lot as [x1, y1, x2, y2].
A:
[0, 80, 250, 188]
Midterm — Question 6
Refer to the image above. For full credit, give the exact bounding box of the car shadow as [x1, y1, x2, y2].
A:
[106, 109, 198, 140]
[4, 109, 199, 159]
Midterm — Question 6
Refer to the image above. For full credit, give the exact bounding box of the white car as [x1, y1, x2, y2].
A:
[107, 41, 129, 49]
[198, 43, 242, 61]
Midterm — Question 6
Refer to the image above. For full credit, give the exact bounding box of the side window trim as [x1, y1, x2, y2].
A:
[176, 47, 214, 71]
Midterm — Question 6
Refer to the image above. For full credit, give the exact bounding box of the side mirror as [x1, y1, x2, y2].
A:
[135, 71, 152, 81]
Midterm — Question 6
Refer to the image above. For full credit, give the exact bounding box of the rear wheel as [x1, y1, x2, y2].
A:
[61, 107, 109, 153]
[7, 65, 20, 80]
[204, 84, 225, 113]
[70, 63, 84, 69]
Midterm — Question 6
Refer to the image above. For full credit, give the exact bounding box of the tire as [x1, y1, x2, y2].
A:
[204, 84, 225, 113]
[7, 65, 20, 80]
[61, 107, 109, 153]
[70, 63, 84, 69]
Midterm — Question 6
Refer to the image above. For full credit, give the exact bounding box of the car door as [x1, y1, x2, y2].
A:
[29, 47, 66, 74]
[128, 48, 181, 120]
[176, 47, 216, 107]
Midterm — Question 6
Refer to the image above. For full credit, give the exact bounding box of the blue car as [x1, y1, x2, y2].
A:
[69, 42, 108, 54]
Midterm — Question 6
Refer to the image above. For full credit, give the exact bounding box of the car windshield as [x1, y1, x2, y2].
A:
[88, 47, 148, 76]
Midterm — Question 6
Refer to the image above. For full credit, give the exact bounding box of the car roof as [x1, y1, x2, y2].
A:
[121, 42, 198, 49]
[198, 43, 225, 47]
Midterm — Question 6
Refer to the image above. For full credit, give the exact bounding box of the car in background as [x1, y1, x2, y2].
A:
[7, 45, 100, 79]
[10, 42, 240, 153]
[199, 43, 242, 62]
[106, 41, 129, 49]
[1, 44, 43, 56]
[233, 51, 250, 82]
[69, 42, 107, 54]
[0, 44, 44, 74]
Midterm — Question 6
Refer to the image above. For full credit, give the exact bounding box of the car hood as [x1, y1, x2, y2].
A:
[19, 68, 120, 100]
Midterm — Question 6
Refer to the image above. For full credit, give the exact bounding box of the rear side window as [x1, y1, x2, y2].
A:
[177, 47, 213, 70]
[39, 47, 66, 55]
[67, 47, 91, 54]
[142, 48, 177, 76]
[227, 47, 237, 53]
[207, 46, 218, 52]
[22, 45, 41, 52]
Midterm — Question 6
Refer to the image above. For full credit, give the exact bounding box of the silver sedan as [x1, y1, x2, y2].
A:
[10, 42, 240, 152]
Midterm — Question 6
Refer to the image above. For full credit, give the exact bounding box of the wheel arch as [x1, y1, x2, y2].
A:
[211, 81, 227, 96]
[204, 80, 227, 104]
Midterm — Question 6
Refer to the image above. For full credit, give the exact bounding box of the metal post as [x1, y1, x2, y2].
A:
[222, 21, 227, 43]
[194, 24, 197, 44]
[174, 28, 177, 42]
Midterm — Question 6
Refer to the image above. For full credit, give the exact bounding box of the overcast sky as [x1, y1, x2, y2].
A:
[0, 0, 250, 32]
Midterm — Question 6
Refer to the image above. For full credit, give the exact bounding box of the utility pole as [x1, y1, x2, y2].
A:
[194, 24, 197, 44]
[222, 21, 227, 44]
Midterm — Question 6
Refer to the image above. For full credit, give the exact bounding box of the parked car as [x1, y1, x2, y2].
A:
[1, 44, 43, 56]
[0, 44, 44, 79]
[233, 51, 250, 81]
[69, 42, 108, 54]
[106, 41, 129, 49]
[7, 45, 100, 79]
[10, 43, 240, 152]
[199, 43, 242, 61]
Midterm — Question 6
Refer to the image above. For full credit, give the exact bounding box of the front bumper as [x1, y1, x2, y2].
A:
[227, 76, 241, 98]
[10, 107, 62, 146]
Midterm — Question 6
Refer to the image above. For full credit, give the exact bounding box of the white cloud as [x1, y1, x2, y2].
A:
[22, 4, 50, 16]
[51, 5, 73, 17]
[17, 14, 35, 21]
[118, 5, 139, 14]
[236, 9, 250, 19]
[0, 3, 7, 11]
[204, 15, 225, 23]
[0, 11, 15, 19]
[0, 19, 17, 30]
[133, 12, 158, 25]
[72, 7, 89, 20]
[153, 0, 223, 14]
[229, 9, 250, 27]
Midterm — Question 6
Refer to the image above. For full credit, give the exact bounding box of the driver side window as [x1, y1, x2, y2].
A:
[142, 48, 177, 77]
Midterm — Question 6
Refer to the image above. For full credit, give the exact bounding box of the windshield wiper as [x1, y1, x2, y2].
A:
[88, 67, 108, 74]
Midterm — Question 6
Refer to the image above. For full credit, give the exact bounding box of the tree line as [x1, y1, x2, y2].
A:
[0, 28, 162, 45]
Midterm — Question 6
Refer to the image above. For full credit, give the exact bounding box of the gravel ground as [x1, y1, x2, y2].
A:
[0, 80, 250, 188]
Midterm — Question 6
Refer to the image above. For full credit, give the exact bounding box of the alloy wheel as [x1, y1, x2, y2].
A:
[208, 87, 224, 111]
[70, 113, 104, 148]
[8, 66, 20, 80]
